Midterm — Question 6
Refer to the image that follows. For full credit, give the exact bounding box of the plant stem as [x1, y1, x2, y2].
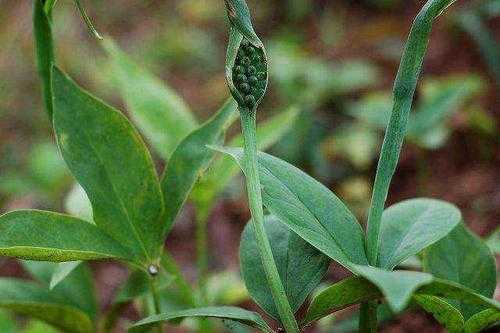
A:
[365, 0, 458, 266]
[149, 276, 162, 333]
[160, 252, 197, 307]
[195, 206, 210, 304]
[240, 109, 300, 333]
[359, 301, 378, 333]
[33, 0, 55, 120]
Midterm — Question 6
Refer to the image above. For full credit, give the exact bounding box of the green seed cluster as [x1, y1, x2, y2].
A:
[232, 40, 267, 108]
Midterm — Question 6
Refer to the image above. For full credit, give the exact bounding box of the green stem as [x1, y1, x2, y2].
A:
[33, 0, 55, 120]
[359, 301, 378, 333]
[195, 206, 210, 304]
[160, 252, 197, 307]
[149, 275, 162, 333]
[365, 0, 458, 266]
[240, 109, 300, 333]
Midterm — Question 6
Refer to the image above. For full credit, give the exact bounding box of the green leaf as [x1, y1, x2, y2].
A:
[103, 39, 197, 159]
[303, 276, 380, 325]
[352, 265, 434, 312]
[23, 320, 58, 333]
[240, 215, 329, 319]
[0, 310, 17, 333]
[64, 183, 93, 222]
[224, 0, 262, 47]
[0, 210, 129, 262]
[130, 306, 273, 333]
[52, 66, 164, 263]
[366, 0, 460, 265]
[463, 309, 500, 333]
[412, 295, 464, 333]
[49, 261, 81, 289]
[33, 0, 54, 120]
[486, 227, 500, 255]
[423, 223, 497, 319]
[211, 147, 368, 270]
[43, 0, 59, 14]
[161, 98, 237, 236]
[192, 106, 299, 214]
[0, 278, 93, 333]
[377, 198, 461, 270]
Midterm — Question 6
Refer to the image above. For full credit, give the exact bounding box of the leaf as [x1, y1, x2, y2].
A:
[463, 309, 500, 333]
[303, 276, 380, 325]
[103, 39, 197, 159]
[304, 275, 500, 324]
[52, 66, 164, 262]
[49, 261, 82, 290]
[130, 306, 273, 333]
[192, 106, 299, 214]
[33, 0, 54, 119]
[211, 147, 368, 270]
[0, 278, 93, 333]
[365, 0, 460, 265]
[64, 183, 93, 222]
[486, 227, 500, 255]
[0, 210, 129, 262]
[423, 223, 497, 319]
[377, 198, 461, 270]
[161, 98, 237, 236]
[412, 295, 464, 333]
[240, 215, 329, 319]
[352, 265, 433, 312]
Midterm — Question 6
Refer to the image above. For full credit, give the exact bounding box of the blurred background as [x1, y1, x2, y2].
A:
[0, 0, 498, 332]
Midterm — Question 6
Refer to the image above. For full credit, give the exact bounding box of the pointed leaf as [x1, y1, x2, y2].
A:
[463, 309, 500, 333]
[192, 106, 299, 213]
[103, 39, 197, 159]
[0, 210, 129, 262]
[378, 198, 461, 270]
[131, 306, 273, 333]
[240, 215, 329, 319]
[352, 265, 433, 312]
[303, 275, 500, 323]
[423, 223, 497, 318]
[303, 276, 380, 325]
[50, 262, 81, 289]
[52, 66, 164, 262]
[0, 278, 93, 333]
[412, 295, 464, 333]
[161, 98, 237, 235]
[211, 147, 367, 270]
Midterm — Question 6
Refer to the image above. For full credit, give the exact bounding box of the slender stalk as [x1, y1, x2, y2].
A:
[359, 301, 377, 333]
[240, 109, 300, 333]
[365, 0, 458, 266]
[160, 252, 197, 307]
[195, 206, 210, 304]
[149, 275, 162, 333]
[33, 0, 54, 120]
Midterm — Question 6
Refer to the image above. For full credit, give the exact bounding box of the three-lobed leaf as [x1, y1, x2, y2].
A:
[0, 210, 129, 262]
[52, 66, 164, 263]
[240, 215, 329, 319]
[377, 198, 461, 269]
[212, 147, 368, 270]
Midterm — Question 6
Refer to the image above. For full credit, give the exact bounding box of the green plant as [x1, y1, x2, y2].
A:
[1, 1, 499, 333]
[133, 0, 499, 332]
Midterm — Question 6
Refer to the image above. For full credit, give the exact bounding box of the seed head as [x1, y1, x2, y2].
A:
[232, 38, 267, 109]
